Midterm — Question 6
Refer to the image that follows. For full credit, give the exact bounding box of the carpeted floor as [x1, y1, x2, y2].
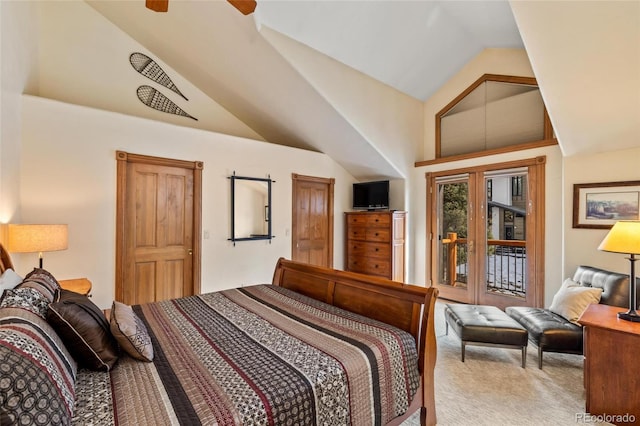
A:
[429, 301, 611, 425]
[400, 300, 612, 425]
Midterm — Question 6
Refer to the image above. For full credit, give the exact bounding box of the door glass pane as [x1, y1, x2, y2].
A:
[437, 181, 469, 288]
[485, 172, 527, 299]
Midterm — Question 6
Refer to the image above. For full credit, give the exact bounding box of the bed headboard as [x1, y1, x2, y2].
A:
[0, 242, 14, 273]
[272, 257, 437, 360]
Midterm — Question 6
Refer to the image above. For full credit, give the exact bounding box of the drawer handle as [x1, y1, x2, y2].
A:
[375, 248, 379, 252]
[374, 264, 379, 268]
[375, 219, 379, 222]
[375, 233, 379, 236]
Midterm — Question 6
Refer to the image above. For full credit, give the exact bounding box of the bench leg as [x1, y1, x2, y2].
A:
[461, 341, 466, 362]
[538, 346, 543, 369]
[521, 346, 527, 368]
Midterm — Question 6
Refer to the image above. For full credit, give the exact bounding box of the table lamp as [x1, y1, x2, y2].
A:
[598, 220, 640, 322]
[7, 224, 68, 268]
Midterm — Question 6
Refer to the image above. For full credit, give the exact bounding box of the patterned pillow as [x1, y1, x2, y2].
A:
[0, 287, 50, 319]
[17, 268, 61, 303]
[47, 290, 119, 371]
[110, 301, 154, 362]
[0, 308, 77, 425]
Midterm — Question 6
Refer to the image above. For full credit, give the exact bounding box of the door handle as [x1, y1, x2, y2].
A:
[188, 249, 193, 255]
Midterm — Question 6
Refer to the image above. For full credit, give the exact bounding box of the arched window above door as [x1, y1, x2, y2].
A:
[436, 74, 555, 160]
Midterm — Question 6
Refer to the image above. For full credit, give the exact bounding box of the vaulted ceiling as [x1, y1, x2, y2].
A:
[84, 0, 640, 179]
[254, 0, 523, 101]
[86, 0, 523, 179]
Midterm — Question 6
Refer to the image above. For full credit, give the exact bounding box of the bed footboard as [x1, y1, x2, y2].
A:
[272, 258, 438, 426]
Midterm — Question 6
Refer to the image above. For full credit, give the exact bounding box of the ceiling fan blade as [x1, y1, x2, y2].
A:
[146, 0, 168, 12]
[227, 0, 257, 15]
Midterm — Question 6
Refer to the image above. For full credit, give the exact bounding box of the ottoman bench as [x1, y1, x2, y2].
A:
[444, 304, 529, 368]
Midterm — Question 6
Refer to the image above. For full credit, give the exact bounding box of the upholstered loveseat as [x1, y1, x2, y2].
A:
[506, 265, 635, 368]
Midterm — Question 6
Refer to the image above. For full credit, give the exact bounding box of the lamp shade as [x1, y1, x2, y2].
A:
[598, 220, 640, 255]
[7, 224, 68, 253]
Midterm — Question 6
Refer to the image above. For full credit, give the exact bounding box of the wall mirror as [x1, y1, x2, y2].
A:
[228, 173, 274, 244]
[436, 74, 554, 159]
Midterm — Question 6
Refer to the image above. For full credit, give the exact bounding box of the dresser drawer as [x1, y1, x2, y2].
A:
[347, 257, 391, 277]
[348, 226, 390, 242]
[347, 213, 391, 227]
[366, 213, 391, 226]
[348, 226, 367, 240]
[348, 241, 390, 259]
[366, 228, 390, 242]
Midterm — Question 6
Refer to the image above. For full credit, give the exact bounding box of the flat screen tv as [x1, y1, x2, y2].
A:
[353, 180, 389, 210]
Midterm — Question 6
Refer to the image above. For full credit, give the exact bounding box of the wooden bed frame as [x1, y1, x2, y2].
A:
[0, 247, 438, 425]
[272, 258, 438, 426]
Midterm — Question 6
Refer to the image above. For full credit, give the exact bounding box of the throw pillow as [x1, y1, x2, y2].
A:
[17, 268, 62, 302]
[0, 269, 23, 292]
[549, 278, 603, 324]
[110, 301, 154, 362]
[0, 287, 50, 319]
[47, 289, 119, 371]
[0, 308, 77, 425]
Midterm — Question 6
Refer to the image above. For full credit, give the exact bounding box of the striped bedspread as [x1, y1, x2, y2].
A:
[72, 284, 420, 425]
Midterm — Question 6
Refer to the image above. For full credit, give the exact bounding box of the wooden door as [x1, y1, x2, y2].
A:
[430, 174, 475, 304]
[291, 174, 334, 268]
[427, 156, 546, 310]
[116, 151, 202, 305]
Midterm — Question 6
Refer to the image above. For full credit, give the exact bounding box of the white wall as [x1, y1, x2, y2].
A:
[260, 26, 424, 179]
[0, 1, 39, 225]
[36, 1, 264, 142]
[510, 1, 640, 158]
[20, 95, 356, 309]
[563, 146, 640, 278]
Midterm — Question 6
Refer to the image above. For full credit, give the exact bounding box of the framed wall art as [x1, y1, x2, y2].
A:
[573, 181, 640, 229]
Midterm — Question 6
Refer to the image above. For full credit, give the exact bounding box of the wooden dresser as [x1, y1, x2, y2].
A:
[344, 211, 406, 282]
[578, 303, 640, 425]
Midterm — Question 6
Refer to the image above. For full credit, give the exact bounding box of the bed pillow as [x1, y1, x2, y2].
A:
[0, 268, 23, 292]
[0, 308, 77, 425]
[110, 301, 154, 362]
[0, 287, 50, 319]
[16, 268, 62, 302]
[549, 278, 603, 324]
[47, 289, 119, 371]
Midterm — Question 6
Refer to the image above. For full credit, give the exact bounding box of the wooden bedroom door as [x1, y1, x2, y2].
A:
[116, 151, 203, 305]
[291, 174, 335, 268]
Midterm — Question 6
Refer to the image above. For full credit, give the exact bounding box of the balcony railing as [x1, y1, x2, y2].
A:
[486, 239, 527, 298]
[441, 233, 527, 298]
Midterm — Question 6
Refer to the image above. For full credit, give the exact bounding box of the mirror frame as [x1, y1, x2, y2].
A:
[435, 74, 554, 160]
[228, 173, 274, 244]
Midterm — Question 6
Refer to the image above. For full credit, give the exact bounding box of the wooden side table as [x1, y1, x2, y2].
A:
[59, 278, 92, 297]
[578, 304, 640, 425]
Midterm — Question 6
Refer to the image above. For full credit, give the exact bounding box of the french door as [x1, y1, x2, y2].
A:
[427, 156, 546, 310]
